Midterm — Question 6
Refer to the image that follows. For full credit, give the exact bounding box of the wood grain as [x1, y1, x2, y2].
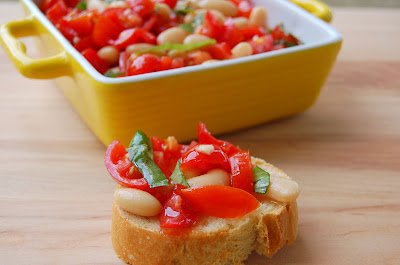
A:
[0, 3, 399, 265]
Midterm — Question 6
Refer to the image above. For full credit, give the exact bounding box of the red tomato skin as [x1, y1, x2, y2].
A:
[240, 25, 266, 40]
[180, 144, 230, 175]
[159, 193, 197, 229]
[221, 21, 244, 48]
[127, 0, 155, 18]
[171, 57, 185, 69]
[229, 151, 254, 193]
[92, 15, 125, 47]
[64, 11, 94, 37]
[154, 0, 178, 9]
[196, 11, 223, 39]
[127, 54, 161, 76]
[104, 140, 172, 203]
[46, 1, 69, 24]
[40, 0, 59, 12]
[113, 28, 156, 50]
[180, 186, 260, 218]
[73, 36, 95, 52]
[207, 42, 232, 60]
[81, 48, 109, 74]
[237, 0, 253, 17]
[197, 122, 240, 156]
[65, 0, 79, 7]
[57, 18, 77, 42]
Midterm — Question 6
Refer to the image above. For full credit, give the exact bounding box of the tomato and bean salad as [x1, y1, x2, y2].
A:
[105, 123, 271, 230]
[40, 0, 301, 77]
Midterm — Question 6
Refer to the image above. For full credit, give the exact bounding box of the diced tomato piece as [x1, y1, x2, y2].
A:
[186, 51, 212, 66]
[73, 36, 95, 52]
[237, 0, 253, 17]
[195, 11, 223, 39]
[92, 15, 125, 47]
[127, 54, 161, 76]
[119, 51, 129, 74]
[221, 21, 244, 48]
[113, 28, 156, 50]
[154, 0, 178, 9]
[151, 136, 183, 177]
[142, 15, 158, 32]
[81, 48, 109, 74]
[104, 140, 173, 203]
[160, 193, 197, 229]
[240, 25, 265, 40]
[197, 122, 240, 156]
[180, 186, 260, 218]
[229, 151, 254, 193]
[40, 0, 59, 12]
[64, 11, 94, 37]
[249, 35, 273, 54]
[103, 7, 143, 29]
[65, 0, 79, 7]
[171, 57, 185, 69]
[159, 56, 173, 71]
[46, 1, 69, 24]
[271, 24, 286, 41]
[207, 42, 232, 60]
[127, 0, 155, 18]
[57, 18, 77, 42]
[180, 144, 230, 176]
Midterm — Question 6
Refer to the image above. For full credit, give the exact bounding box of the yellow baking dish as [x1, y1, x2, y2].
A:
[0, 0, 341, 146]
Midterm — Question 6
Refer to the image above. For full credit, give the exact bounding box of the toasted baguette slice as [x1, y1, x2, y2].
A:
[112, 158, 298, 265]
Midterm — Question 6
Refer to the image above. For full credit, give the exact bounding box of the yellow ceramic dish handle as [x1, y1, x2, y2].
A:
[290, 0, 332, 23]
[0, 15, 70, 79]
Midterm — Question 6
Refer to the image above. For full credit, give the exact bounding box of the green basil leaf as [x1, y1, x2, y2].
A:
[253, 166, 270, 194]
[75, 1, 87, 10]
[129, 130, 151, 148]
[170, 161, 189, 187]
[104, 68, 123, 78]
[180, 23, 194, 33]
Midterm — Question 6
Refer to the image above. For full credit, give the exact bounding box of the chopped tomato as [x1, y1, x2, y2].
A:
[180, 186, 260, 218]
[151, 136, 183, 177]
[142, 15, 158, 32]
[230, 0, 253, 17]
[159, 56, 173, 70]
[271, 24, 286, 41]
[171, 57, 185, 69]
[127, 54, 161, 76]
[180, 144, 230, 176]
[159, 193, 197, 229]
[240, 25, 265, 40]
[40, 0, 59, 12]
[249, 35, 273, 54]
[104, 140, 172, 203]
[65, 0, 79, 7]
[118, 51, 129, 74]
[127, 0, 155, 18]
[81, 48, 109, 74]
[229, 151, 253, 193]
[154, 0, 178, 9]
[92, 15, 125, 47]
[64, 11, 94, 37]
[197, 122, 240, 156]
[57, 18, 77, 42]
[207, 42, 232, 60]
[73, 36, 95, 52]
[46, 1, 69, 24]
[196, 11, 223, 39]
[186, 51, 212, 66]
[221, 21, 244, 48]
[113, 28, 156, 50]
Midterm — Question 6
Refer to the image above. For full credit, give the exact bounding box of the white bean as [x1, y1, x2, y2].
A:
[108, 0, 128, 8]
[267, 175, 300, 203]
[198, 0, 238, 17]
[155, 3, 172, 20]
[231, 42, 253, 58]
[157, 27, 188, 45]
[87, 0, 106, 12]
[188, 169, 230, 187]
[249, 6, 267, 27]
[114, 188, 162, 217]
[232, 17, 248, 29]
[126, 43, 155, 54]
[184, 34, 212, 45]
[97, 46, 119, 65]
[202, 59, 220, 64]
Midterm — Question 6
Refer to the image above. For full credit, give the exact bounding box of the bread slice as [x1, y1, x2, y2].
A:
[111, 158, 298, 265]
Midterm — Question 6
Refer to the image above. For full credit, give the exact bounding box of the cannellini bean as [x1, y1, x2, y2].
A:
[198, 0, 237, 17]
[231, 42, 252, 58]
[184, 13, 196, 23]
[97, 46, 119, 65]
[184, 34, 212, 45]
[202, 59, 220, 64]
[87, 0, 106, 12]
[188, 169, 230, 187]
[157, 27, 188, 45]
[155, 3, 172, 20]
[267, 175, 300, 203]
[232, 17, 249, 29]
[249, 6, 267, 27]
[114, 188, 162, 217]
[126, 43, 155, 54]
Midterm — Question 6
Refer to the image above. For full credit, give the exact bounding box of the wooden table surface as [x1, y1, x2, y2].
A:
[1, 3, 399, 265]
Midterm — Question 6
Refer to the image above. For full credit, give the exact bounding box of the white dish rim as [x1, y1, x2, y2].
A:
[24, 0, 342, 84]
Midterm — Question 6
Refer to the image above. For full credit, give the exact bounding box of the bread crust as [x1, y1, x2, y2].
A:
[112, 158, 298, 265]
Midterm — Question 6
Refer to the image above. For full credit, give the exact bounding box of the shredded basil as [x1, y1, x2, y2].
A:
[104, 69, 123, 78]
[253, 166, 270, 194]
[170, 161, 189, 187]
[180, 23, 194, 33]
[127, 131, 168, 188]
[75, 1, 87, 11]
